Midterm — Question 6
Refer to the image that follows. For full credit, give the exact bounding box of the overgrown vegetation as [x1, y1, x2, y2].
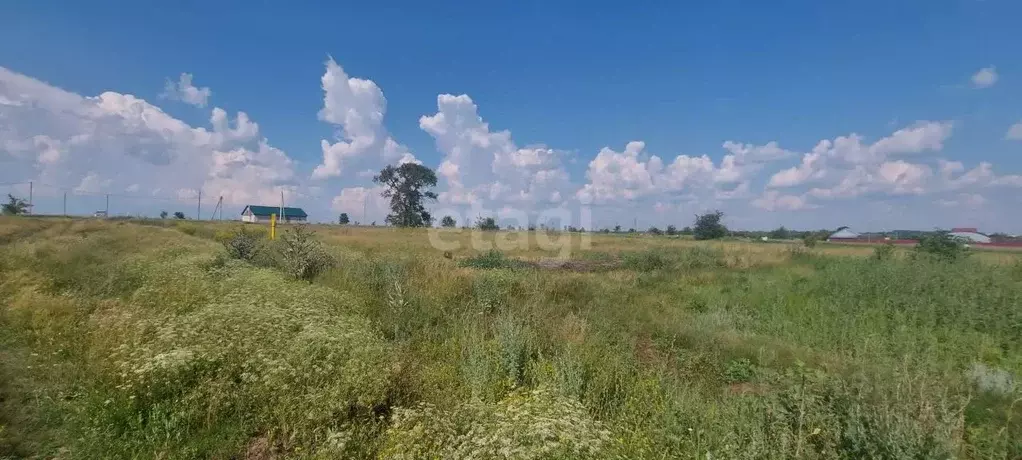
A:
[217, 226, 262, 261]
[1, 194, 28, 215]
[693, 209, 727, 240]
[915, 231, 970, 262]
[277, 225, 334, 281]
[1, 218, 1020, 459]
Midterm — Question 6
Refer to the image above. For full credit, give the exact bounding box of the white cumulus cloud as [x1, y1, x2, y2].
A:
[162, 73, 212, 107]
[751, 190, 815, 211]
[0, 66, 296, 206]
[971, 66, 998, 89]
[420, 94, 572, 207]
[312, 58, 414, 180]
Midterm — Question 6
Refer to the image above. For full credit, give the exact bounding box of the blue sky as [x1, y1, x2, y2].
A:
[2, 0, 1021, 231]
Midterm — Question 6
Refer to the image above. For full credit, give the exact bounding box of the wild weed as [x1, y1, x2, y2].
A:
[277, 225, 334, 281]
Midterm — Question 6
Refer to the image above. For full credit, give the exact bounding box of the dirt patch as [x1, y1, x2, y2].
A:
[245, 435, 280, 460]
[530, 258, 620, 272]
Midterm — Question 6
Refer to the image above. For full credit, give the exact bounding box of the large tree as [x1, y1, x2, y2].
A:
[373, 163, 438, 228]
[2, 194, 28, 215]
[693, 210, 727, 240]
[338, 213, 350, 225]
[440, 215, 457, 228]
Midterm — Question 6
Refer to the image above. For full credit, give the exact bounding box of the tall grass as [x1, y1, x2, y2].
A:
[1, 218, 1020, 458]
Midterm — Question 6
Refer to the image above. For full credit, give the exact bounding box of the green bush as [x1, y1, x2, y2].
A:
[218, 227, 262, 261]
[803, 234, 819, 248]
[723, 358, 756, 384]
[459, 249, 527, 270]
[872, 242, 895, 261]
[914, 232, 969, 262]
[277, 225, 334, 282]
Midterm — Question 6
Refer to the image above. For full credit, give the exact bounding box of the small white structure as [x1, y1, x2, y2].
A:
[949, 231, 991, 244]
[241, 205, 308, 223]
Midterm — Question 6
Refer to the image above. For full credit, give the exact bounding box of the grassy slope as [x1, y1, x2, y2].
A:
[1, 217, 1020, 459]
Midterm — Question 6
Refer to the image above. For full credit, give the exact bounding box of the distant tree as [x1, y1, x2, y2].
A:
[173, 211, 186, 219]
[628, 228, 636, 233]
[681, 226, 693, 235]
[614, 225, 622, 233]
[666, 224, 678, 236]
[2, 194, 28, 215]
[440, 215, 457, 228]
[769, 226, 790, 240]
[338, 213, 350, 225]
[693, 210, 727, 240]
[528, 225, 536, 231]
[648, 226, 663, 235]
[475, 216, 499, 231]
[373, 163, 438, 227]
[370, 221, 376, 226]
[159, 210, 168, 219]
[914, 231, 969, 262]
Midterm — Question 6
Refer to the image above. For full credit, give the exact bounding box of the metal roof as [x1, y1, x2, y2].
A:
[241, 205, 308, 218]
[828, 228, 860, 239]
[949, 232, 991, 243]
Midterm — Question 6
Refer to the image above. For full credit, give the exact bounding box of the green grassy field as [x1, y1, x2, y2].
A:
[1, 217, 1020, 459]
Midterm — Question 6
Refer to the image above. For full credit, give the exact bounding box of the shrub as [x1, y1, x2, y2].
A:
[723, 358, 756, 384]
[218, 227, 262, 261]
[872, 242, 895, 261]
[693, 210, 727, 240]
[475, 216, 499, 231]
[803, 234, 819, 248]
[914, 232, 968, 262]
[277, 225, 334, 281]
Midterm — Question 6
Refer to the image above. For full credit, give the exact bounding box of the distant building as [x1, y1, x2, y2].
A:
[951, 227, 978, 233]
[241, 205, 308, 223]
[93, 210, 108, 218]
[828, 228, 860, 240]
[950, 231, 991, 244]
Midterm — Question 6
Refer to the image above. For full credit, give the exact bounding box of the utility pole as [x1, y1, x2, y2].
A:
[280, 190, 286, 222]
[105, 194, 109, 217]
[196, 190, 202, 220]
[363, 194, 368, 226]
[63, 191, 66, 217]
[28, 181, 33, 215]
[218, 196, 223, 221]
